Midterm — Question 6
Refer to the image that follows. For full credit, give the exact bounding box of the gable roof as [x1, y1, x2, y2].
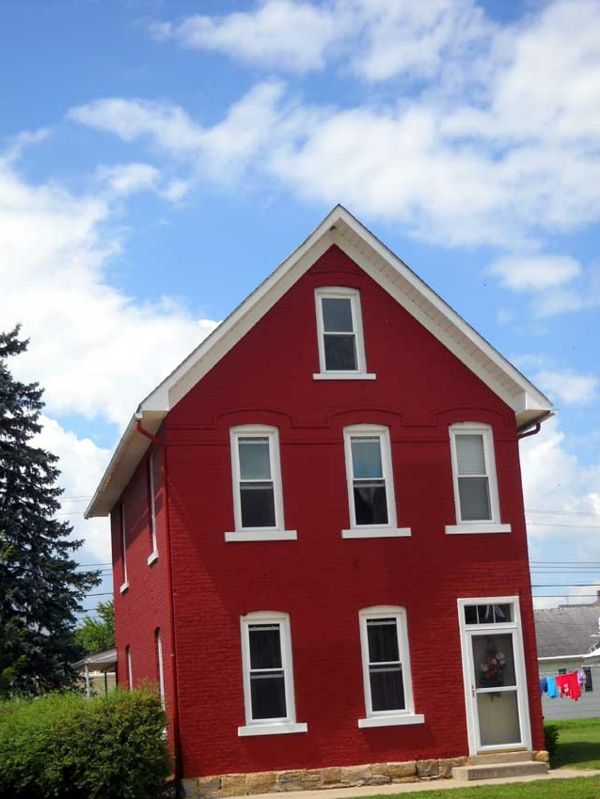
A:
[86, 205, 554, 518]
[535, 603, 600, 659]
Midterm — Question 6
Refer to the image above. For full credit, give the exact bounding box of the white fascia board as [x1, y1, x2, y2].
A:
[538, 654, 587, 662]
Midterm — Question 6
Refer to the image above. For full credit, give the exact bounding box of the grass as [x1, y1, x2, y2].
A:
[553, 717, 600, 770]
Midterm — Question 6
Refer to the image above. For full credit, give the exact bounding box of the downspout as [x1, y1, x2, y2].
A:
[135, 416, 183, 782]
[517, 422, 541, 440]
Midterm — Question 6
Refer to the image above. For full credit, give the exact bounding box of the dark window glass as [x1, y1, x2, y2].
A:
[370, 665, 405, 711]
[493, 604, 512, 623]
[322, 297, 353, 332]
[248, 624, 286, 720]
[458, 476, 491, 520]
[367, 619, 400, 662]
[558, 668, 567, 676]
[465, 604, 513, 625]
[584, 667, 593, 692]
[324, 334, 357, 371]
[464, 605, 478, 625]
[249, 625, 282, 670]
[354, 482, 388, 525]
[240, 483, 276, 528]
[250, 674, 286, 719]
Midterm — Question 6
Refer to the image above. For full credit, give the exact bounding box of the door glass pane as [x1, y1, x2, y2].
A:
[458, 476, 491, 520]
[472, 633, 516, 689]
[370, 665, 405, 711]
[240, 483, 276, 527]
[238, 438, 271, 480]
[456, 434, 486, 475]
[250, 673, 286, 719]
[249, 625, 282, 669]
[324, 334, 357, 370]
[477, 690, 521, 746]
[351, 438, 383, 478]
[367, 619, 400, 662]
[322, 297, 353, 332]
[354, 482, 388, 525]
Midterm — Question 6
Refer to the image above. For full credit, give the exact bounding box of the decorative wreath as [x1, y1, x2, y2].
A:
[480, 641, 506, 688]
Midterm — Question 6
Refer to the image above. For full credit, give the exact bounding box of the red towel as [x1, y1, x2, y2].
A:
[556, 672, 581, 701]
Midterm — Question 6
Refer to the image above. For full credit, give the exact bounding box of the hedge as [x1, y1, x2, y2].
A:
[0, 689, 171, 799]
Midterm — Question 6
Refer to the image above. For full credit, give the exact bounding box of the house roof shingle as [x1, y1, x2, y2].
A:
[535, 602, 600, 658]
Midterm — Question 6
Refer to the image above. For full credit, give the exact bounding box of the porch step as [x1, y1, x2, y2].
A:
[467, 751, 533, 765]
[452, 760, 549, 781]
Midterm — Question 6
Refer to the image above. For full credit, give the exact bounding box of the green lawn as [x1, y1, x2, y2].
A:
[553, 718, 600, 770]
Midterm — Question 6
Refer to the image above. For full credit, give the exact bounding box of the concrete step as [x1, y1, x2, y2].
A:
[452, 761, 549, 781]
[467, 751, 533, 765]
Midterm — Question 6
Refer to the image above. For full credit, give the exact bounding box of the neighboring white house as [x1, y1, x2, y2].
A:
[536, 599, 600, 720]
[73, 648, 117, 698]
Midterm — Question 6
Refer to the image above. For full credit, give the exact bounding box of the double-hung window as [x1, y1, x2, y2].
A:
[226, 426, 296, 542]
[358, 607, 423, 728]
[238, 612, 307, 736]
[446, 423, 511, 534]
[342, 425, 410, 538]
[314, 288, 373, 379]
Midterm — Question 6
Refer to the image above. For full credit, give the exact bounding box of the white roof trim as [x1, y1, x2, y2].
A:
[86, 205, 554, 518]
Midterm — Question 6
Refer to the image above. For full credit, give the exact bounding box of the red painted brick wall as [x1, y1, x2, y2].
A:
[114, 244, 544, 778]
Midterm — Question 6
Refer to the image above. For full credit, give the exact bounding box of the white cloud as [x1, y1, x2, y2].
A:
[489, 254, 582, 292]
[536, 370, 599, 406]
[96, 162, 160, 197]
[152, 0, 339, 73]
[0, 161, 218, 428]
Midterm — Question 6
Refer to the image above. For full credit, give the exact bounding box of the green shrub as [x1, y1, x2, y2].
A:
[0, 689, 170, 799]
[544, 722, 560, 759]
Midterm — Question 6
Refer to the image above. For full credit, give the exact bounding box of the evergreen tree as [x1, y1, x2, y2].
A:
[74, 600, 114, 654]
[0, 327, 100, 695]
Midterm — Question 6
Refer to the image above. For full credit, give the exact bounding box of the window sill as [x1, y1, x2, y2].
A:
[225, 530, 298, 542]
[147, 550, 159, 566]
[358, 713, 425, 728]
[238, 721, 308, 737]
[445, 523, 512, 535]
[119, 581, 129, 595]
[342, 527, 412, 539]
[313, 372, 376, 381]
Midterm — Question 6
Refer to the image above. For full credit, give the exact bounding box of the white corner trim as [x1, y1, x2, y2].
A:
[147, 550, 159, 566]
[313, 372, 376, 381]
[358, 714, 425, 729]
[238, 722, 308, 737]
[225, 530, 298, 542]
[445, 523, 512, 535]
[119, 581, 129, 594]
[342, 527, 412, 539]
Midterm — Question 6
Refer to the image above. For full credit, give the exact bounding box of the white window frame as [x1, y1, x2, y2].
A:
[155, 628, 165, 710]
[358, 606, 424, 728]
[238, 611, 307, 737]
[119, 504, 129, 593]
[313, 287, 375, 380]
[226, 425, 297, 542]
[147, 453, 159, 565]
[342, 425, 410, 539]
[445, 423, 511, 535]
[126, 645, 133, 690]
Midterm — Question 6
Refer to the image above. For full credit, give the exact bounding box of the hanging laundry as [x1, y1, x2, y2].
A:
[547, 675, 559, 698]
[577, 669, 585, 690]
[539, 676, 548, 695]
[555, 672, 581, 701]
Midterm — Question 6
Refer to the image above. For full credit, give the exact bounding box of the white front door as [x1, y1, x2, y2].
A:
[458, 597, 532, 754]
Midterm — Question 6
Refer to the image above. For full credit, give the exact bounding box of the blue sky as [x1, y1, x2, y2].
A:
[1, 0, 599, 614]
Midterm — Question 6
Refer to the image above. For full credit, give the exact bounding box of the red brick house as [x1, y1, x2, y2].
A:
[86, 206, 554, 792]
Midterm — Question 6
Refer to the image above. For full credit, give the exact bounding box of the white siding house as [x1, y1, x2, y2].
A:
[536, 601, 600, 721]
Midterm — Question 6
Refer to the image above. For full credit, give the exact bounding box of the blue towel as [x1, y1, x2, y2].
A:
[540, 676, 548, 695]
[547, 676, 559, 698]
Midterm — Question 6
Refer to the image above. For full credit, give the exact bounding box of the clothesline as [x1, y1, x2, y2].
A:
[540, 669, 586, 701]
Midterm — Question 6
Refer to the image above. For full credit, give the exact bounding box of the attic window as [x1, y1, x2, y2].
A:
[313, 288, 375, 380]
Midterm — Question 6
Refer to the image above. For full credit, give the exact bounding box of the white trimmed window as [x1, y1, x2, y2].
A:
[125, 645, 133, 690]
[226, 426, 296, 542]
[314, 287, 374, 379]
[238, 611, 307, 736]
[358, 607, 424, 728]
[342, 425, 410, 538]
[155, 628, 165, 709]
[119, 504, 129, 593]
[446, 423, 511, 535]
[147, 454, 158, 565]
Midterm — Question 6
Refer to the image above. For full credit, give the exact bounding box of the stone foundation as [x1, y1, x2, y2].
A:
[180, 757, 469, 798]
